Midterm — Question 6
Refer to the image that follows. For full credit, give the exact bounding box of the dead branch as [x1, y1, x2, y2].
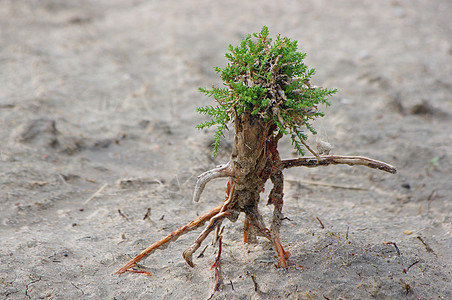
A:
[250, 274, 260, 293]
[316, 217, 325, 229]
[193, 162, 233, 202]
[386, 241, 401, 255]
[84, 183, 108, 204]
[416, 236, 437, 257]
[279, 155, 397, 174]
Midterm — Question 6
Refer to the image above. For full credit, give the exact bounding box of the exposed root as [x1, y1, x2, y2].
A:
[184, 179, 237, 267]
[268, 169, 284, 237]
[247, 211, 290, 268]
[183, 211, 235, 267]
[243, 215, 254, 243]
[115, 203, 224, 274]
[219, 180, 235, 214]
[213, 180, 235, 244]
[117, 153, 395, 275]
[279, 155, 397, 174]
[193, 162, 233, 202]
[117, 152, 395, 277]
[116, 179, 237, 274]
[207, 236, 224, 300]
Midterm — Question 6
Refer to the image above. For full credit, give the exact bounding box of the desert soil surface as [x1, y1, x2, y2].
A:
[1, 1, 451, 299]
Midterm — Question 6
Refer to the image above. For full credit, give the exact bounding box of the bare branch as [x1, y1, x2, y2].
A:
[299, 138, 320, 161]
[193, 162, 232, 202]
[279, 155, 397, 174]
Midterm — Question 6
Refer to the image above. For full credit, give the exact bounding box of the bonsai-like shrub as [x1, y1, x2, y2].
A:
[116, 27, 396, 294]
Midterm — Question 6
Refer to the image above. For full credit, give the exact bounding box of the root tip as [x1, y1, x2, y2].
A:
[182, 251, 195, 268]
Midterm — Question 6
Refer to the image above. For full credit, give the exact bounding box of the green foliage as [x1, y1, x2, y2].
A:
[197, 26, 336, 156]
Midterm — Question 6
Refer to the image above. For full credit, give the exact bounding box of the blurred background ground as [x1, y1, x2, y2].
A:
[0, 1, 451, 299]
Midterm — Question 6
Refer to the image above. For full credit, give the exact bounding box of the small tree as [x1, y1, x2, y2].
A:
[116, 26, 396, 285]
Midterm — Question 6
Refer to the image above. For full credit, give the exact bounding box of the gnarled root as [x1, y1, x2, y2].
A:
[116, 154, 396, 275]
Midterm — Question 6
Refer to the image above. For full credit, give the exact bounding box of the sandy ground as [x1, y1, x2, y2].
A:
[1, 0, 451, 299]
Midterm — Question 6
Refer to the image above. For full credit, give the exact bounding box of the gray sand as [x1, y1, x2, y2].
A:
[1, 1, 451, 299]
